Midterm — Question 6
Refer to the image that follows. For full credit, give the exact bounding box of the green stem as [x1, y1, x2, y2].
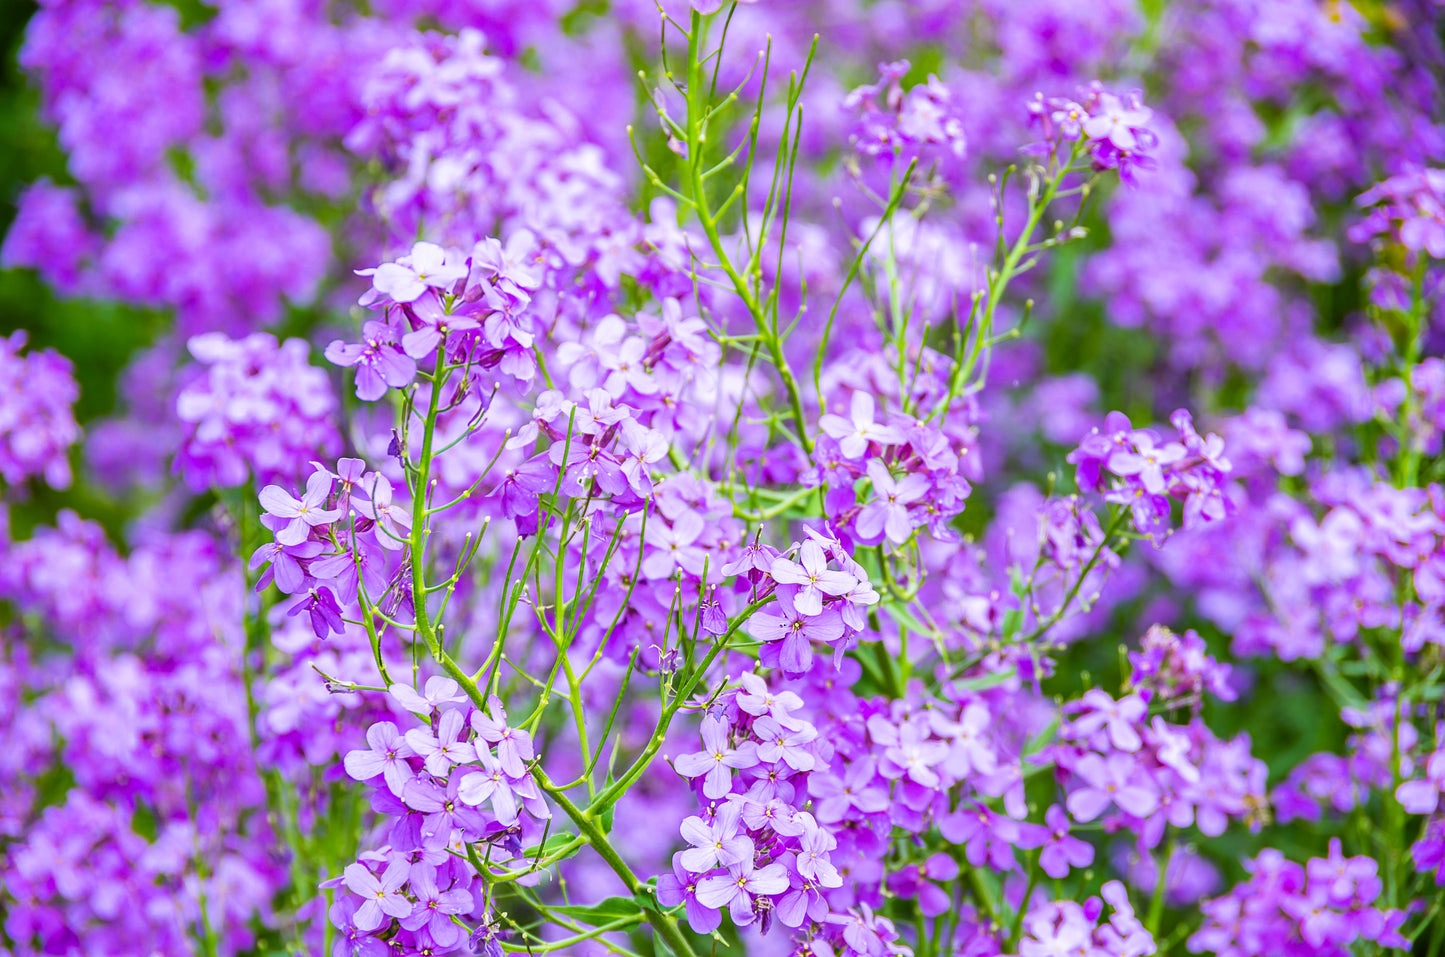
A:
[410, 349, 448, 655]
[1146, 839, 1173, 939]
[538, 776, 703, 957]
[684, 10, 812, 452]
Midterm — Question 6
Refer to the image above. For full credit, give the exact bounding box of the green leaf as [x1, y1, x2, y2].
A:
[524, 831, 579, 858]
[955, 667, 1017, 692]
[1023, 716, 1060, 758]
[551, 895, 641, 926]
[880, 601, 939, 639]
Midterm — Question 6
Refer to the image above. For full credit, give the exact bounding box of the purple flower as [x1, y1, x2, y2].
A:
[399, 864, 473, 947]
[249, 538, 323, 594]
[770, 541, 857, 616]
[856, 459, 930, 545]
[343, 859, 412, 932]
[457, 748, 520, 825]
[673, 713, 758, 799]
[753, 715, 820, 772]
[642, 511, 709, 580]
[470, 231, 544, 301]
[389, 677, 467, 715]
[679, 803, 752, 873]
[1066, 753, 1159, 821]
[734, 671, 807, 729]
[288, 584, 346, 639]
[1032, 805, 1094, 879]
[1306, 839, 1382, 907]
[344, 721, 417, 797]
[820, 392, 905, 458]
[402, 774, 487, 841]
[812, 755, 890, 823]
[470, 696, 535, 779]
[400, 293, 481, 360]
[329, 895, 388, 957]
[695, 856, 789, 925]
[358, 474, 412, 550]
[1068, 689, 1146, 753]
[325, 319, 418, 401]
[404, 709, 476, 777]
[938, 803, 1021, 870]
[749, 589, 847, 675]
[359, 241, 467, 304]
[657, 853, 722, 935]
[260, 471, 342, 546]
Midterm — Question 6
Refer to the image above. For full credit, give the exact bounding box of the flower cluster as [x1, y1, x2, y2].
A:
[1029, 85, 1159, 183]
[743, 531, 880, 675]
[0, 331, 79, 490]
[1068, 410, 1233, 540]
[1189, 844, 1408, 956]
[844, 60, 967, 166]
[664, 673, 840, 934]
[1016, 882, 1156, 957]
[810, 391, 974, 547]
[175, 333, 341, 490]
[329, 688, 547, 954]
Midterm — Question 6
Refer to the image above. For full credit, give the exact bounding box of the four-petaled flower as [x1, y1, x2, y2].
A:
[673, 713, 759, 798]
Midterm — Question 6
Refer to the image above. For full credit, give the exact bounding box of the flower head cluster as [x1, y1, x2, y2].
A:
[745, 529, 880, 676]
[1016, 881, 1156, 957]
[1126, 624, 1236, 708]
[844, 60, 967, 165]
[330, 234, 545, 388]
[331, 688, 547, 953]
[0, 331, 79, 490]
[175, 333, 341, 490]
[1029, 85, 1159, 184]
[1189, 844, 1408, 956]
[811, 391, 973, 546]
[252, 459, 412, 638]
[1054, 686, 1268, 847]
[1350, 166, 1445, 260]
[1068, 410, 1233, 540]
[663, 673, 840, 933]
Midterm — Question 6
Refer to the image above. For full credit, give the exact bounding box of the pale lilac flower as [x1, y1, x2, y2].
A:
[770, 541, 857, 616]
[679, 803, 752, 872]
[404, 709, 477, 777]
[360, 242, 467, 303]
[457, 749, 520, 825]
[399, 864, 473, 947]
[695, 857, 789, 925]
[344, 859, 412, 931]
[388, 677, 467, 715]
[1033, 806, 1094, 879]
[856, 459, 929, 545]
[359, 474, 412, 549]
[819, 392, 904, 458]
[344, 722, 417, 797]
[674, 713, 758, 798]
[260, 471, 342, 546]
[748, 588, 846, 674]
[657, 854, 722, 935]
[325, 319, 417, 401]
[642, 511, 709, 579]
[753, 715, 820, 772]
[471, 697, 535, 778]
[1070, 689, 1146, 753]
[1067, 752, 1159, 821]
[734, 671, 807, 730]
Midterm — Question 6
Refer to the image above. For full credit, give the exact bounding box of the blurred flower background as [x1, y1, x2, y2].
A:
[1, 2, 1444, 957]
